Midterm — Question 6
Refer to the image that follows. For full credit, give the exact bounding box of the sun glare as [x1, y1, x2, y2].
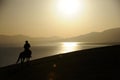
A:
[61, 42, 78, 53]
[57, 0, 84, 17]
[63, 42, 77, 47]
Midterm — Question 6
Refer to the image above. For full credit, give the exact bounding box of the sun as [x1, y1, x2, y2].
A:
[57, 0, 84, 17]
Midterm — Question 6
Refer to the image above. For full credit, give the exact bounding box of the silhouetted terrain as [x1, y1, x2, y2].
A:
[61, 27, 120, 43]
[0, 45, 119, 80]
[0, 28, 120, 46]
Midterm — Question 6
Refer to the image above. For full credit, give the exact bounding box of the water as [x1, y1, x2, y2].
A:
[0, 42, 108, 67]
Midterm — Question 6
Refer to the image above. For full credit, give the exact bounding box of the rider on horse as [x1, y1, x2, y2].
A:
[16, 41, 32, 63]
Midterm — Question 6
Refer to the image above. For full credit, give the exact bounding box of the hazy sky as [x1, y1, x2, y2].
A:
[0, 0, 120, 38]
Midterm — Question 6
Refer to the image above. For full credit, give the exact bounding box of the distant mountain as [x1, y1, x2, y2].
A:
[0, 35, 61, 46]
[0, 27, 120, 46]
[61, 27, 120, 43]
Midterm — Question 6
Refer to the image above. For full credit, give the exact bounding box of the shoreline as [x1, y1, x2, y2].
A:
[0, 45, 119, 80]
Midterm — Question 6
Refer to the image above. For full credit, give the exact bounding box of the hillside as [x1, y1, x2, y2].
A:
[0, 45, 119, 80]
[62, 27, 120, 43]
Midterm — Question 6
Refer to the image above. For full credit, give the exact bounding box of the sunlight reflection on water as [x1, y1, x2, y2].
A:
[59, 42, 81, 53]
[0, 42, 108, 67]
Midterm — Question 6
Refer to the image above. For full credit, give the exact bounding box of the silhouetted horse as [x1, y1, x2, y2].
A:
[16, 50, 32, 63]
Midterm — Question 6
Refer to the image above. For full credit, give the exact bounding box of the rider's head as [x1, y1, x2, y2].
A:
[25, 40, 28, 43]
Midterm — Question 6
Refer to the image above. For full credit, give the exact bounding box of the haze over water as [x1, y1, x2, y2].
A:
[0, 42, 108, 67]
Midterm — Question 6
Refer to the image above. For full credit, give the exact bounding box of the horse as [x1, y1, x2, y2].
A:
[16, 50, 32, 64]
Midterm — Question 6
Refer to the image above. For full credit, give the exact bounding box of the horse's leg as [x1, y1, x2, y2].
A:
[16, 56, 20, 64]
[20, 58, 23, 63]
[26, 58, 30, 62]
[23, 57, 25, 62]
[21, 57, 24, 63]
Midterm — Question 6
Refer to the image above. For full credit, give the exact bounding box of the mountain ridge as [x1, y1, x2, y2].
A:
[0, 27, 120, 46]
[61, 27, 120, 43]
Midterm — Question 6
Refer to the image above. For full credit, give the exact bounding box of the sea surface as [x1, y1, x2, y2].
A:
[0, 42, 108, 67]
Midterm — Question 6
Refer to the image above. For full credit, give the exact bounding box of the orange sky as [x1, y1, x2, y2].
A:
[0, 0, 120, 38]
